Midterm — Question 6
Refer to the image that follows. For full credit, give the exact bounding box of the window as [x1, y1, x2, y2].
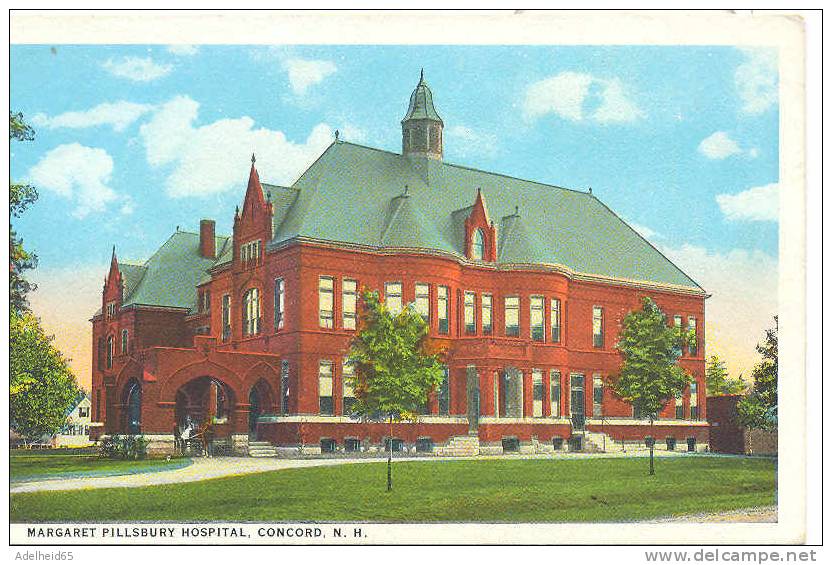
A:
[280, 360, 290, 414]
[530, 296, 545, 341]
[690, 381, 699, 420]
[345, 438, 361, 452]
[274, 278, 285, 330]
[593, 374, 603, 417]
[532, 369, 544, 417]
[318, 360, 334, 415]
[688, 316, 697, 355]
[243, 288, 261, 336]
[221, 294, 231, 341]
[320, 438, 336, 453]
[551, 298, 561, 343]
[438, 366, 450, 415]
[121, 329, 129, 354]
[240, 240, 261, 267]
[106, 301, 116, 319]
[342, 360, 357, 415]
[550, 370, 561, 417]
[482, 294, 493, 335]
[318, 276, 334, 328]
[592, 306, 604, 348]
[675, 391, 684, 419]
[471, 228, 485, 260]
[384, 282, 402, 315]
[464, 292, 476, 334]
[437, 286, 449, 334]
[78, 406, 89, 418]
[342, 279, 357, 330]
[106, 336, 113, 369]
[505, 296, 519, 337]
[493, 371, 500, 417]
[199, 289, 210, 313]
[414, 283, 430, 323]
[673, 315, 683, 356]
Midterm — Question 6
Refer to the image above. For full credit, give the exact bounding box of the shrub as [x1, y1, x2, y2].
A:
[98, 434, 148, 460]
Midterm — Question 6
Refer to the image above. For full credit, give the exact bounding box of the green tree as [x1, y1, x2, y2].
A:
[346, 289, 446, 491]
[10, 111, 39, 315]
[705, 354, 747, 396]
[11, 310, 80, 443]
[737, 317, 778, 431]
[609, 296, 692, 475]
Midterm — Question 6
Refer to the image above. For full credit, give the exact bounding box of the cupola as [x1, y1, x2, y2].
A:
[401, 69, 444, 160]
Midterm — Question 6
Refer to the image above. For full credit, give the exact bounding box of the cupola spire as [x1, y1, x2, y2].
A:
[401, 69, 444, 160]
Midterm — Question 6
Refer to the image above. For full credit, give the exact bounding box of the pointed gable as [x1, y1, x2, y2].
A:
[463, 188, 497, 262]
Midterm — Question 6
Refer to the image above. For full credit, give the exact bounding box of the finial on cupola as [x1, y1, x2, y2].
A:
[251, 153, 256, 165]
[334, 129, 340, 141]
[588, 186, 593, 195]
[420, 67, 424, 81]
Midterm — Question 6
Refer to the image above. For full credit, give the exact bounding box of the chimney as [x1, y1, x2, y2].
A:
[199, 219, 216, 258]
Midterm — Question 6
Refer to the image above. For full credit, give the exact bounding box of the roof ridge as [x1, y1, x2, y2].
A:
[336, 140, 590, 196]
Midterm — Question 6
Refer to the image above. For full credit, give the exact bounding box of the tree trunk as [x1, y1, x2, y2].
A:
[649, 417, 655, 476]
[387, 413, 393, 492]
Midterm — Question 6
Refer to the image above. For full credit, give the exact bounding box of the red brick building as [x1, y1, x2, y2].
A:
[91, 72, 709, 456]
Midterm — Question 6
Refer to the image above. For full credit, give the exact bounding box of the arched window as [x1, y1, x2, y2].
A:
[472, 228, 485, 260]
[126, 381, 141, 434]
[243, 288, 260, 336]
[106, 335, 114, 369]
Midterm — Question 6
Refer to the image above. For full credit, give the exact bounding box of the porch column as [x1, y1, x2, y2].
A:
[479, 366, 496, 417]
[522, 369, 533, 418]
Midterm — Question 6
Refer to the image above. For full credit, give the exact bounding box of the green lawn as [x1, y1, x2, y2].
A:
[11, 456, 775, 523]
[10, 451, 189, 482]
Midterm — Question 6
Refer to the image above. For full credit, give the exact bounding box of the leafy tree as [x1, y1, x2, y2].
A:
[346, 289, 446, 491]
[737, 317, 778, 431]
[10, 111, 39, 315]
[705, 354, 747, 396]
[9, 111, 80, 442]
[11, 310, 80, 443]
[609, 296, 692, 475]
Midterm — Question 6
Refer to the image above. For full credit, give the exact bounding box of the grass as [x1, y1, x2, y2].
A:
[10, 456, 775, 523]
[10, 451, 189, 482]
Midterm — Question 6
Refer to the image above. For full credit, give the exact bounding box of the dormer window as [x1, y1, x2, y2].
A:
[241, 240, 261, 268]
[472, 229, 485, 260]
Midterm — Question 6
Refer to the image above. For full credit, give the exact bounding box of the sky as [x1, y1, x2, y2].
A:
[10, 45, 779, 389]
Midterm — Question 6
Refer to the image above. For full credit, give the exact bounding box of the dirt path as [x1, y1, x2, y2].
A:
[646, 506, 777, 523]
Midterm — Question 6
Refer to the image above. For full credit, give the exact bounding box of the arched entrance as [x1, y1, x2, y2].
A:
[248, 379, 275, 441]
[123, 379, 142, 434]
[174, 376, 236, 443]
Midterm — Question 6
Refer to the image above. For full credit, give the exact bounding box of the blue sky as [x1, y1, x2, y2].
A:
[10, 44, 779, 385]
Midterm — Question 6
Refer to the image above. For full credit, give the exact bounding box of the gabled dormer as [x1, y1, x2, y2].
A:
[233, 154, 273, 270]
[103, 246, 124, 320]
[463, 188, 497, 262]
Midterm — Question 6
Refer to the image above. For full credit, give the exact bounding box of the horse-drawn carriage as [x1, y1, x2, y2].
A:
[174, 421, 232, 456]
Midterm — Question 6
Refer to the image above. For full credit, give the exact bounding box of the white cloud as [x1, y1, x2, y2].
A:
[167, 45, 199, 56]
[445, 125, 498, 158]
[102, 56, 173, 82]
[119, 195, 135, 215]
[735, 48, 778, 115]
[284, 58, 337, 95]
[30, 101, 155, 132]
[523, 71, 643, 123]
[139, 95, 334, 197]
[716, 182, 779, 222]
[28, 143, 117, 219]
[660, 243, 777, 379]
[698, 131, 742, 159]
[625, 219, 660, 240]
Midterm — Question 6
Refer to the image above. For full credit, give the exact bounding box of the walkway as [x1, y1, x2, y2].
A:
[11, 450, 699, 494]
